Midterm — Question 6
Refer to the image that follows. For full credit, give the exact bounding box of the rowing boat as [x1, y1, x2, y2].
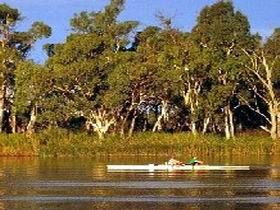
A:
[107, 164, 250, 171]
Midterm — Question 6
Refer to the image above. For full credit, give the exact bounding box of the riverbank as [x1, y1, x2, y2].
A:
[0, 129, 278, 157]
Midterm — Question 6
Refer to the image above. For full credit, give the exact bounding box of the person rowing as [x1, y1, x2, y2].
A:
[188, 156, 203, 166]
[167, 157, 184, 166]
[167, 156, 203, 166]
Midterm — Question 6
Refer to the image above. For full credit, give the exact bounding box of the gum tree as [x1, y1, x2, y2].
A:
[190, 1, 255, 139]
[46, 0, 137, 138]
[242, 28, 280, 140]
[0, 3, 51, 133]
[125, 23, 186, 133]
[15, 61, 52, 134]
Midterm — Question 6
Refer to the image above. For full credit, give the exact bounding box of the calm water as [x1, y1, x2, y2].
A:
[0, 155, 279, 209]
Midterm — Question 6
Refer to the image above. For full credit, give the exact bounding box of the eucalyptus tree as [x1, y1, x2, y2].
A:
[242, 28, 280, 140]
[190, 1, 255, 139]
[151, 26, 187, 132]
[0, 3, 51, 132]
[139, 17, 211, 135]
[46, 0, 137, 138]
[125, 23, 187, 133]
[106, 24, 181, 135]
[178, 34, 212, 135]
[15, 61, 52, 134]
[104, 26, 161, 136]
[105, 51, 138, 136]
[135, 26, 167, 132]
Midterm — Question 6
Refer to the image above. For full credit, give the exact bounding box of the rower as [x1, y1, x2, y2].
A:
[188, 156, 203, 166]
[168, 157, 184, 166]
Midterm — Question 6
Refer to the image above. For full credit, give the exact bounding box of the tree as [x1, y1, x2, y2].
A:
[151, 23, 186, 133]
[122, 23, 186, 134]
[15, 61, 52, 134]
[178, 34, 211, 135]
[0, 3, 51, 133]
[242, 28, 280, 140]
[46, 0, 137, 138]
[189, 1, 255, 139]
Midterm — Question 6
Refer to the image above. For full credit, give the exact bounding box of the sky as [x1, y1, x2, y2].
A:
[2, 0, 280, 63]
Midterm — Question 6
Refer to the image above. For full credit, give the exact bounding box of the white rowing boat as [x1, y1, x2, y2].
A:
[107, 164, 250, 171]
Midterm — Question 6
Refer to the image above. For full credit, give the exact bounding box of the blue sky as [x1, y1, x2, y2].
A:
[2, 0, 280, 63]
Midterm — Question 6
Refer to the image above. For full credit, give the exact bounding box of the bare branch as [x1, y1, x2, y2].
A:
[239, 95, 271, 124]
[244, 63, 270, 91]
[260, 126, 271, 134]
[251, 85, 269, 105]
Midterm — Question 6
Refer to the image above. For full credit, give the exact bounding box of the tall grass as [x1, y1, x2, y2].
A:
[0, 133, 39, 156]
[0, 128, 278, 157]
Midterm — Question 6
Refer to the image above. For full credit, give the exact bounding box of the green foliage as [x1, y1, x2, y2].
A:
[0, 3, 21, 24]
[15, 61, 44, 112]
[41, 0, 139, 136]
[29, 21, 52, 39]
[263, 28, 280, 81]
[185, 1, 258, 135]
[105, 52, 133, 107]
[1, 0, 280, 142]
[70, 0, 137, 45]
[194, 1, 251, 50]
[0, 3, 52, 134]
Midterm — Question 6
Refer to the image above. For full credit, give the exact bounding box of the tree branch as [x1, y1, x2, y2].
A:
[239, 95, 271, 124]
[260, 125, 271, 134]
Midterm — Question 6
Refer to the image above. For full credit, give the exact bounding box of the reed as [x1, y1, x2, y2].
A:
[0, 129, 278, 157]
[0, 133, 39, 156]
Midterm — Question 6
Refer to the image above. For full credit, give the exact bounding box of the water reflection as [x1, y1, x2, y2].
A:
[0, 155, 278, 210]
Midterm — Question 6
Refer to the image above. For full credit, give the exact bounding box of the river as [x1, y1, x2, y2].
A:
[0, 155, 279, 209]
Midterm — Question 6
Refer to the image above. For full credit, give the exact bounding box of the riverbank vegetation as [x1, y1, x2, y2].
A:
[0, 129, 278, 157]
[0, 0, 280, 157]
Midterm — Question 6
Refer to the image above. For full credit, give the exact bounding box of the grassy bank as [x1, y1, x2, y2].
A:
[0, 129, 278, 157]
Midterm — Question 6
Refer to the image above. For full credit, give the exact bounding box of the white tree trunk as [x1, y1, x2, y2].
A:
[243, 49, 280, 140]
[0, 83, 6, 132]
[152, 100, 168, 132]
[269, 104, 278, 140]
[128, 114, 136, 137]
[11, 114, 16, 133]
[182, 81, 200, 135]
[228, 107, 235, 139]
[88, 109, 115, 139]
[202, 117, 210, 134]
[190, 99, 197, 135]
[224, 105, 235, 139]
[224, 109, 231, 140]
[26, 105, 37, 134]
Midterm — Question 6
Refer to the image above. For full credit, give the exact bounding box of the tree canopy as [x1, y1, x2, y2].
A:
[2, 0, 280, 140]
